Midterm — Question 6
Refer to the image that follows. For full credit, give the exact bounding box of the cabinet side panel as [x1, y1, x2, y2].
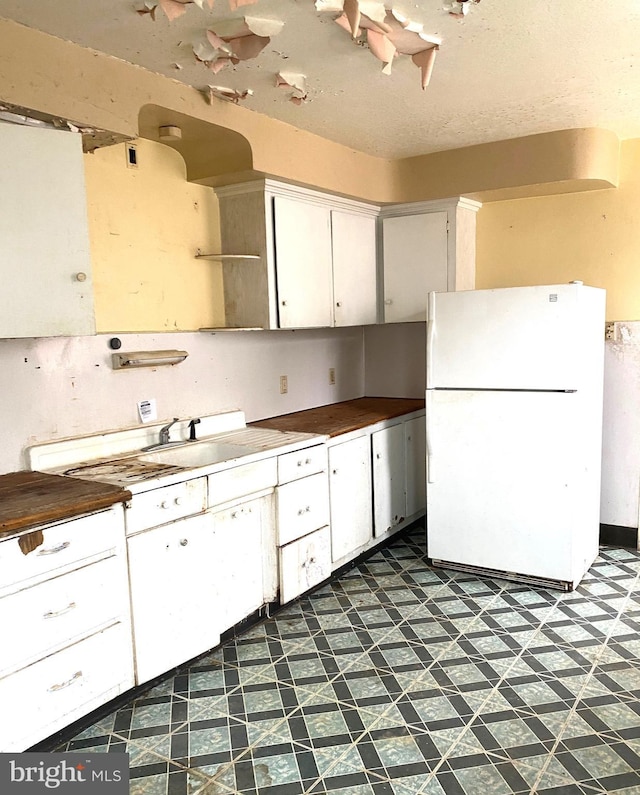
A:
[453, 206, 477, 291]
[219, 192, 273, 328]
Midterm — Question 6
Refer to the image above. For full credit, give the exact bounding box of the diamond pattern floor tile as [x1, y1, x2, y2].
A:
[44, 533, 640, 794]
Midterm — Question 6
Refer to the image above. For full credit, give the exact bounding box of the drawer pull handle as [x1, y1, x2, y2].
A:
[179, 538, 188, 546]
[174, 497, 183, 506]
[298, 506, 311, 515]
[37, 541, 70, 556]
[231, 511, 238, 519]
[297, 460, 303, 467]
[305, 459, 311, 464]
[160, 501, 169, 509]
[48, 670, 82, 692]
[43, 602, 77, 620]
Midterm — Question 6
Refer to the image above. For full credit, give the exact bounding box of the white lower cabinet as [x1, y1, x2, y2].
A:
[372, 423, 407, 537]
[0, 624, 132, 753]
[0, 505, 133, 752]
[326, 410, 427, 567]
[405, 416, 427, 517]
[211, 494, 269, 632]
[328, 436, 373, 565]
[275, 444, 330, 603]
[279, 526, 331, 604]
[127, 512, 220, 684]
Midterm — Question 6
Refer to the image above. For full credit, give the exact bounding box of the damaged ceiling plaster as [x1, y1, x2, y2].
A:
[0, 0, 639, 159]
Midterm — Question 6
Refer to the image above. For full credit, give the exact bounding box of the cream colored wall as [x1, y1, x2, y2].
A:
[84, 139, 224, 332]
[0, 19, 619, 205]
[476, 139, 640, 322]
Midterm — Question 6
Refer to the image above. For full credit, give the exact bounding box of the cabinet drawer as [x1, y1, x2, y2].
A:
[277, 472, 330, 546]
[277, 444, 327, 484]
[0, 556, 129, 677]
[279, 525, 331, 604]
[0, 506, 123, 593]
[208, 458, 277, 507]
[125, 477, 207, 536]
[0, 623, 134, 753]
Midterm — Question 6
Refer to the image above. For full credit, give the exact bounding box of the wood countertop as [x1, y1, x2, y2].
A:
[0, 471, 131, 539]
[251, 397, 425, 438]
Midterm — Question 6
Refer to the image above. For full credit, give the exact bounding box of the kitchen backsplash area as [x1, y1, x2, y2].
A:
[0, 323, 426, 475]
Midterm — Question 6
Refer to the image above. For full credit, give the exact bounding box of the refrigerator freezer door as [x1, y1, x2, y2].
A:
[426, 389, 600, 585]
[427, 284, 604, 391]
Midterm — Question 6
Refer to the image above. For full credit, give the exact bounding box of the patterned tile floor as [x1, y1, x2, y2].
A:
[50, 524, 640, 794]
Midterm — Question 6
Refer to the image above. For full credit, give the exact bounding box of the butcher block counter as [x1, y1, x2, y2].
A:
[252, 397, 425, 438]
[0, 470, 131, 539]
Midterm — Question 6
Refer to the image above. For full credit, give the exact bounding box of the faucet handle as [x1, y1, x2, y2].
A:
[188, 418, 201, 442]
[159, 417, 179, 443]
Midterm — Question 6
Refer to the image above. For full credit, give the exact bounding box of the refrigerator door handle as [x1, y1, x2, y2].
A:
[425, 390, 434, 484]
[426, 292, 436, 389]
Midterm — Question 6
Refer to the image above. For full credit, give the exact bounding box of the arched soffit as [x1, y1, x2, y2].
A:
[138, 104, 254, 184]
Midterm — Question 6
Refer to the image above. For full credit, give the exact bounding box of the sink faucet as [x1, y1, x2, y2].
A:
[159, 418, 179, 445]
[141, 418, 181, 452]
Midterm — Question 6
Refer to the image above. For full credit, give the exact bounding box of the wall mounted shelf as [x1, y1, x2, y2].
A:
[195, 251, 260, 261]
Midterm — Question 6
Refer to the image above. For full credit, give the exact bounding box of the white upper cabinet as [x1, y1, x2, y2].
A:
[380, 197, 481, 324]
[331, 210, 377, 327]
[0, 122, 95, 338]
[273, 195, 333, 328]
[215, 180, 379, 330]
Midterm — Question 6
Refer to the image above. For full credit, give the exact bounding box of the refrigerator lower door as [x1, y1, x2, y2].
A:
[426, 390, 600, 587]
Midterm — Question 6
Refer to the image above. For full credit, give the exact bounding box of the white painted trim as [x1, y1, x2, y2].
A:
[215, 179, 380, 217]
[378, 197, 482, 217]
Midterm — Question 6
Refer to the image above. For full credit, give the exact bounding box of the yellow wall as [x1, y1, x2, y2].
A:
[84, 139, 224, 332]
[476, 140, 640, 321]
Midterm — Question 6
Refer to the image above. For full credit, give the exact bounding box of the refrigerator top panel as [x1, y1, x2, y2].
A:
[426, 283, 605, 391]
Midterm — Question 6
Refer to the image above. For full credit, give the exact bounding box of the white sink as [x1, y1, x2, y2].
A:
[138, 441, 257, 469]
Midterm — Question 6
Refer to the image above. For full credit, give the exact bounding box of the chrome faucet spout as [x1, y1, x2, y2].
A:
[159, 417, 179, 445]
[140, 417, 180, 451]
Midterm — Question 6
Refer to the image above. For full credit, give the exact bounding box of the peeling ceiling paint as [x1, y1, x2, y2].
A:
[0, 0, 639, 158]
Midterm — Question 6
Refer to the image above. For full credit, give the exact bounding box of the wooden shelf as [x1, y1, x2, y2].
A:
[195, 252, 260, 261]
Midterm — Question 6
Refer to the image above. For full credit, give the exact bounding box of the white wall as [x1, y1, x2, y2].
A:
[363, 323, 426, 397]
[0, 328, 364, 473]
[601, 323, 640, 530]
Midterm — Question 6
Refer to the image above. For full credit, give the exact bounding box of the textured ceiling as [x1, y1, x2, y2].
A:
[0, 0, 639, 159]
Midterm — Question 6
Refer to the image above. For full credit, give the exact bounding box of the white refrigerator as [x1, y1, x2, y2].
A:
[425, 283, 606, 590]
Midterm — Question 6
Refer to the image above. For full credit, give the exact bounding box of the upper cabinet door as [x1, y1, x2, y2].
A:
[273, 195, 333, 328]
[382, 211, 448, 323]
[0, 122, 95, 338]
[331, 210, 377, 327]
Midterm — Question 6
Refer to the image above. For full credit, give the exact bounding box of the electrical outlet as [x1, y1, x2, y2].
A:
[329, 367, 336, 385]
[605, 321, 615, 341]
[280, 375, 288, 394]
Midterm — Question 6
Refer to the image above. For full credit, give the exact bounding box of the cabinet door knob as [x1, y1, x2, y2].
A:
[160, 500, 169, 509]
[174, 497, 183, 506]
[281, 300, 288, 306]
[179, 538, 188, 546]
[376, 453, 381, 459]
[384, 299, 393, 305]
[336, 301, 342, 307]
[332, 469, 338, 474]
[75, 272, 87, 282]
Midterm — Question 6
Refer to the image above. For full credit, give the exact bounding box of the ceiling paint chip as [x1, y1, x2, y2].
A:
[276, 71, 308, 104]
[412, 46, 439, 89]
[136, 1, 158, 20]
[204, 85, 254, 103]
